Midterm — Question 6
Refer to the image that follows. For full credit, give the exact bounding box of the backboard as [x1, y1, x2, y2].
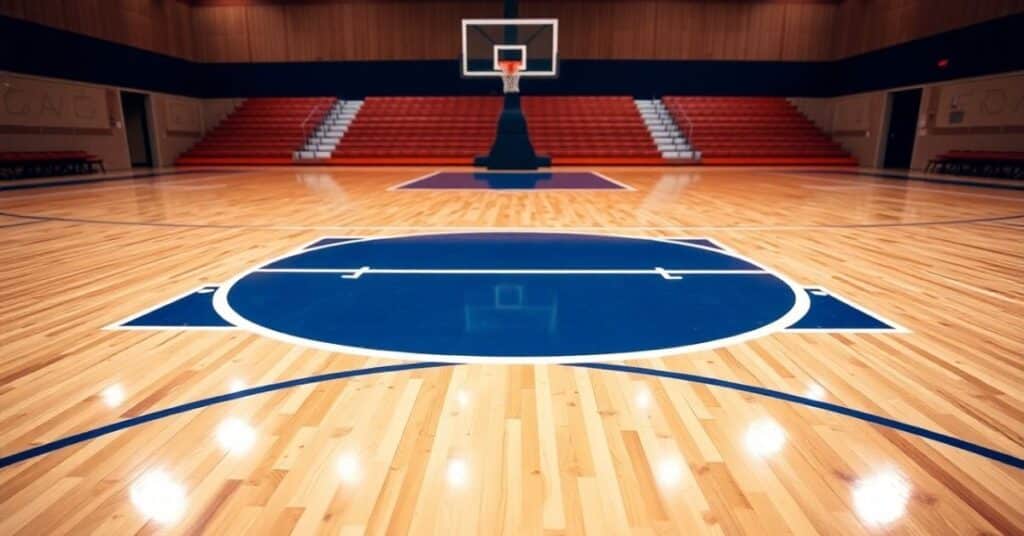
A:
[461, 19, 559, 78]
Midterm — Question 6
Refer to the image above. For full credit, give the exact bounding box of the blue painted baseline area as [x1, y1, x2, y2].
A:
[212, 232, 810, 363]
[112, 285, 233, 329]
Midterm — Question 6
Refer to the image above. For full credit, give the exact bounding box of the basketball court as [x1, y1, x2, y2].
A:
[1, 2, 1023, 534]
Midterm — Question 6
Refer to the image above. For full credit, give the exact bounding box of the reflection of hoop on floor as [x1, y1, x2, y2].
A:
[465, 283, 558, 335]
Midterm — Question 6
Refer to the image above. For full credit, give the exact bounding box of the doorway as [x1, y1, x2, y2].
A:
[120, 91, 154, 168]
[882, 88, 922, 169]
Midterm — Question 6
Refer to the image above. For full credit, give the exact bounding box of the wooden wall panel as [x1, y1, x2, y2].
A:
[245, 5, 289, 62]
[832, 0, 1024, 58]
[193, 6, 250, 62]
[1, 1, 1021, 64]
[521, 0, 833, 61]
[1, 0, 194, 59]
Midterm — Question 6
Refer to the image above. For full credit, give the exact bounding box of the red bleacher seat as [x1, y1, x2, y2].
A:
[177, 97, 336, 166]
[664, 96, 857, 166]
[328, 95, 663, 165]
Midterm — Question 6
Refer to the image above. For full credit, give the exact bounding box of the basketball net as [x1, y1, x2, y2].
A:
[499, 60, 521, 94]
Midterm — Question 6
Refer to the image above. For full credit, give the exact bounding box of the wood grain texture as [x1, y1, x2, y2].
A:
[0, 166, 1022, 534]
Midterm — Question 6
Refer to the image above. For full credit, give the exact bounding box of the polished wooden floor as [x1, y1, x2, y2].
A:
[0, 166, 1022, 535]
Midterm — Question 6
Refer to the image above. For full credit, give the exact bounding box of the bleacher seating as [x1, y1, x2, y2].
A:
[663, 97, 856, 166]
[926, 150, 1024, 179]
[177, 97, 335, 165]
[330, 96, 501, 164]
[522, 96, 663, 164]
[0, 151, 104, 179]
[330, 95, 663, 165]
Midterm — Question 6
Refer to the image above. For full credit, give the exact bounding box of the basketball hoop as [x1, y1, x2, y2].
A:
[499, 60, 521, 94]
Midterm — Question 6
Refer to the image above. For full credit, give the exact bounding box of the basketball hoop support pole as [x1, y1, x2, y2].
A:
[474, 93, 551, 170]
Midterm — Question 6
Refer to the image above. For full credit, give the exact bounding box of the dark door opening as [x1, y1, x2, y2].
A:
[120, 91, 154, 168]
[882, 88, 922, 169]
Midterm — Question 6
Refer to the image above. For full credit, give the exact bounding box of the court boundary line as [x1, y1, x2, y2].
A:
[664, 236, 735, 252]
[768, 171, 1024, 200]
[0, 169, 246, 192]
[575, 362, 1024, 470]
[2, 360, 1021, 471]
[213, 231, 810, 364]
[796, 169, 1024, 192]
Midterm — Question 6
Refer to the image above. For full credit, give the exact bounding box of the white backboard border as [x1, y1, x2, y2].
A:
[461, 18, 559, 78]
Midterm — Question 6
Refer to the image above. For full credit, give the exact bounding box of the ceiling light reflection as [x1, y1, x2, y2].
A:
[446, 458, 469, 488]
[803, 383, 827, 401]
[853, 470, 911, 526]
[744, 418, 787, 458]
[228, 378, 248, 393]
[634, 387, 652, 410]
[101, 384, 125, 407]
[130, 470, 187, 524]
[336, 452, 362, 484]
[456, 388, 470, 409]
[215, 418, 256, 455]
[655, 457, 684, 488]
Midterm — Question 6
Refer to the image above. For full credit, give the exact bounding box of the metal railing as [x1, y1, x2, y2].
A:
[671, 102, 694, 145]
[300, 102, 332, 142]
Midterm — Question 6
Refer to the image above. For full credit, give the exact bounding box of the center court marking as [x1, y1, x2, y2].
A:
[213, 231, 811, 363]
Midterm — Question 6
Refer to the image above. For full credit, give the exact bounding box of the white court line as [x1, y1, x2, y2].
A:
[783, 285, 911, 334]
[255, 267, 767, 276]
[663, 236, 735, 252]
[768, 171, 1023, 201]
[288, 236, 363, 254]
[103, 284, 238, 331]
[387, 171, 443, 191]
[589, 171, 636, 191]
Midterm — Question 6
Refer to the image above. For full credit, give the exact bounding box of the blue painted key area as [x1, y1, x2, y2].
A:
[120, 286, 232, 328]
[398, 171, 626, 190]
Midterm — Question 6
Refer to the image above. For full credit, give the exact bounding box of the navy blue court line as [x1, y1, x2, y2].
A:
[574, 362, 1024, 469]
[2, 360, 1021, 472]
[805, 170, 1024, 191]
[0, 220, 42, 229]
[0, 361, 449, 470]
[0, 169, 243, 192]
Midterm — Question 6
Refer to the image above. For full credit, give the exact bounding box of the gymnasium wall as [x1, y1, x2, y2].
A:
[791, 72, 1024, 169]
[2, 2, 1023, 98]
[914, 73, 1024, 169]
[189, 0, 836, 63]
[4, 1, 1020, 63]
[0, 71, 215, 170]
